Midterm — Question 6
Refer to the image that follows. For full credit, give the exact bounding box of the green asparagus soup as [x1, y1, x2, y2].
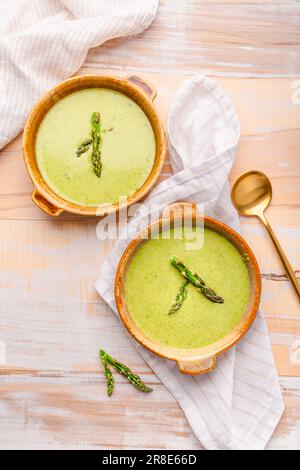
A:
[125, 226, 250, 349]
[36, 88, 155, 206]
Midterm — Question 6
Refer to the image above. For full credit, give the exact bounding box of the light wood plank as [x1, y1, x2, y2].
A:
[0, 374, 299, 450]
[86, 1, 300, 77]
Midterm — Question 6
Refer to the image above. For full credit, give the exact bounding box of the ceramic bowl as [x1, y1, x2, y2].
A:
[115, 202, 261, 375]
[23, 74, 166, 216]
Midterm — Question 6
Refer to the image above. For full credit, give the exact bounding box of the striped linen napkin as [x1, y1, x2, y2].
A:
[95, 75, 284, 450]
[0, 0, 158, 149]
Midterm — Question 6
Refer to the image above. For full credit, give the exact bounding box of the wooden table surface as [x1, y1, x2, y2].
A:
[0, 0, 299, 449]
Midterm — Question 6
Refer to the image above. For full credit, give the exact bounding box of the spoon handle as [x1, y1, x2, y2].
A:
[259, 213, 300, 299]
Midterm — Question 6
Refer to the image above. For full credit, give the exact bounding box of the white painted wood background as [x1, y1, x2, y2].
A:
[0, 0, 300, 449]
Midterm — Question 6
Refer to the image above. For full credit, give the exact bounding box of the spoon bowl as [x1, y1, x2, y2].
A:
[231, 170, 272, 217]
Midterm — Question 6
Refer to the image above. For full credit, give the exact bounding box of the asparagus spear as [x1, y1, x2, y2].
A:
[170, 255, 224, 304]
[100, 350, 114, 396]
[169, 279, 189, 315]
[76, 138, 92, 157]
[99, 350, 152, 396]
[91, 112, 102, 177]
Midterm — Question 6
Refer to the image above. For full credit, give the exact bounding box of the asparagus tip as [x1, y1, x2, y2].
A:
[99, 349, 106, 359]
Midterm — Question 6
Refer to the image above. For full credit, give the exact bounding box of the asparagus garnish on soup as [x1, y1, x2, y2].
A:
[170, 255, 224, 304]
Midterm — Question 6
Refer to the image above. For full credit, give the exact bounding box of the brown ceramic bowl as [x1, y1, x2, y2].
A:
[115, 202, 261, 375]
[23, 74, 166, 216]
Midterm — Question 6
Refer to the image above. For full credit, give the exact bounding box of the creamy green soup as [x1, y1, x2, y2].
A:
[125, 227, 250, 349]
[36, 89, 155, 206]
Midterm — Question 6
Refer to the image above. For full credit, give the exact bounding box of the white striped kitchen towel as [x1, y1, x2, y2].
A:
[0, 0, 158, 149]
[96, 75, 284, 450]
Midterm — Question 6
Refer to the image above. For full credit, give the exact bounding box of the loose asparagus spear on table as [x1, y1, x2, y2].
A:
[100, 350, 153, 396]
[170, 255, 224, 304]
[100, 350, 114, 396]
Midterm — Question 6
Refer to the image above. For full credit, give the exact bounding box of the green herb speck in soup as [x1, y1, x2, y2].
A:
[36, 88, 155, 206]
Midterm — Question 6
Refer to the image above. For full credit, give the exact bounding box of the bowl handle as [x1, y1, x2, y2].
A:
[177, 356, 216, 375]
[32, 188, 64, 217]
[162, 201, 199, 219]
[125, 74, 157, 101]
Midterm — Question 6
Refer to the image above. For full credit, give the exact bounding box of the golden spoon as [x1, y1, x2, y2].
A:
[231, 170, 300, 298]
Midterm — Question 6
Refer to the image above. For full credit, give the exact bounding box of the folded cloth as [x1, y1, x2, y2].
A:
[0, 0, 158, 149]
[96, 75, 284, 450]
